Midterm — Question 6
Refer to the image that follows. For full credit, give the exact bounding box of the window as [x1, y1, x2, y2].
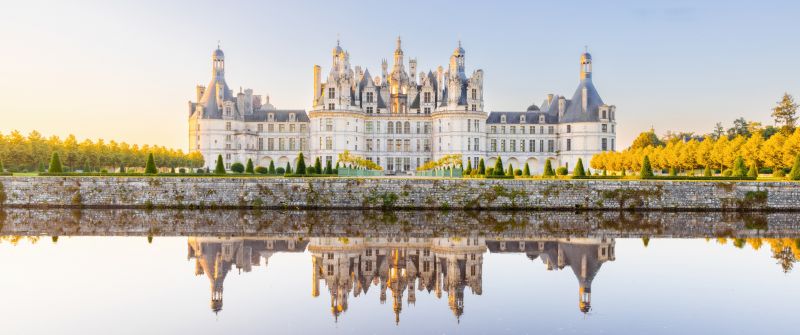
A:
[366, 139, 373, 151]
[602, 138, 608, 151]
[289, 124, 296, 132]
[510, 126, 516, 134]
[423, 139, 430, 152]
[403, 139, 410, 152]
[548, 140, 554, 152]
[474, 120, 480, 132]
[612, 124, 615, 133]
[520, 140, 525, 152]
[257, 124, 263, 132]
[424, 107, 431, 114]
[473, 138, 479, 151]
[404, 122, 410, 134]
[225, 134, 232, 141]
[366, 121, 373, 133]
[491, 139, 497, 151]
[279, 124, 285, 133]
[423, 91, 431, 103]
[258, 138, 263, 150]
[396, 140, 402, 152]
[387, 139, 394, 152]
[279, 138, 285, 151]
[387, 121, 394, 134]
[471, 88, 477, 100]
[268, 138, 274, 150]
[602, 110, 607, 119]
[300, 124, 307, 132]
[424, 123, 430, 134]
[530, 139, 535, 152]
[416, 122, 421, 134]
[540, 140, 544, 153]
[225, 122, 231, 131]
[467, 120, 471, 132]
[510, 140, 516, 152]
[387, 159, 394, 171]
[500, 115, 506, 123]
[325, 137, 332, 150]
[366, 91, 374, 103]
[491, 126, 496, 134]
[602, 124, 608, 133]
[471, 104, 476, 111]
[612, 138, 615, 151]
[566, 139, 571, 151]
[366, 106, 373, 114]
[566, 125, 571, 133]
[328, 103, 335, 110]
[501, 126, 506, 134]
[530, 126, 535, 134]
[501, 140, 506, 152]
[325, 118, 333, 131]
[289, 138, 296, 151]
[548, 126, 554, 134]
[289, 113, 296, 122]
[520, 115, 526, 123]
[268, 124, 274, 132]
[268, 113, 274, 121]
[328, 87, 335, 99]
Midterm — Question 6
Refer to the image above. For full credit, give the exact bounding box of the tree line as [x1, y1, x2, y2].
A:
[592, 93, 800, 174]
[0, 130, 203, 172]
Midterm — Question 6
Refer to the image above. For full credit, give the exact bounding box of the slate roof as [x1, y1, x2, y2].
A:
[560, 78, 604, 123]
[486, 111, 559, 124]
[244, 109, 309, 122]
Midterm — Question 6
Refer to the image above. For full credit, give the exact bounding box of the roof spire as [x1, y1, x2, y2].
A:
[217, 40, 220, 49]
[336, 33, 340, 47]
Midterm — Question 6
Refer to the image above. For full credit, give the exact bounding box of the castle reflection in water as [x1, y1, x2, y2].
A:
[187, 236, 614, 322]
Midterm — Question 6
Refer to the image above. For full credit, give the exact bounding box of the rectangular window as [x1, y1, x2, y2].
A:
[471, 88, 477, 100]
[325, 137, 332, 150]
[258, 138, 263, 150]
[366, 121, 373, 133]
[225, 122, 231, 131]
[366, 106, 373, 114]
[387, 139, 394, 152]
[279, 124, 285, 133]
[300, 124, 307, 132]
[548, 140, 554, 152]
[566, 138, 571, 151]
[366, 91, 373, 103]
[328, 103, 335, 110]
[403, 139, 410, 152]
[367, 139, 373, 151]
[548, 126, 554, 134]
[424, 107, 431, 114]
[602, 124, 608, 133]
[510, 140, 516, 152]
[471, 104, 476, 111]
[423, 92, 431, 103]
[510, 126, 516, 134]
[602, 138, 608, 151]
[467, 120, 471, 132]
[257, 124, 263, 132]
[279, 138, 285, 151]
[501, 126, 506, 134]
[530, 139, 535, 152]
[611, 138, 615, 151]
[474, 120, 480, 132]
[268, 138, 274, 150]
[530, 126, 535, 134]
[268, 124, 274, 132]
[290, 138, 296, 151]
[520, 140, 525, 152]
[325, 118, 333, 131]
[473, 138, 479, 151]
[416, 122, 421, 134]
[491, 139, 497, 152]
[423, 139, 430, 152]
[328, 87, 335, 99]
[289, 124, 296, 133]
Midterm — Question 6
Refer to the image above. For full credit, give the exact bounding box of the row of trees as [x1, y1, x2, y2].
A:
[592, 128, 800, 174]
[0, 130, 204, 172]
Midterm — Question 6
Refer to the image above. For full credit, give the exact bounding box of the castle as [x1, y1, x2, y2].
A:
[188, 39, 617, 173]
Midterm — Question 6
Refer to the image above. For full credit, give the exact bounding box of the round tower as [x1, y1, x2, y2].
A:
[580, 47, 592, 80]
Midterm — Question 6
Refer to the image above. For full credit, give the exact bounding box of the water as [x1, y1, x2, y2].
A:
[1, 209, 798, 334]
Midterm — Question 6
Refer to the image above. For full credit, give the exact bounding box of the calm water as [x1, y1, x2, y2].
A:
[1, 209, 798, 334]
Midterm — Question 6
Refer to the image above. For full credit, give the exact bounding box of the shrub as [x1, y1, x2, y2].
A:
[486, 167, 494, 176]
[514, 169, 522, 176]
[556, 166, 568, 176]
[144, 153, 158, 174]
[732, 156, 747, 177]
[543, 159, 555, 177]
[306, 166, 316, 174]
[747, 164, 758, 178]
[523, 163, 530, 177]
[255, 166, 269, 174]
[48, 152, 63, 173]
[334, 162, 340, 175]
[704, 166, 712, 177]
[325, 159, 333, 174]
[296, 153, 306, 174]
[639, 155, 654, 179]
[246, 158, 255, 174]
[506, 163, 514, 176]
[790, 155, 800, 180]
[668, 167, 677, 176]
[179, 168, 186, 174]
[276, 167, 286, 174]
[774, 169, 786, 178]
[0, 160, 4, 172]
[602, 169, 607, 176]
[214, 155, 226, 174]
[195, 169, 205, 174]
[100, 169, 108, 173]
[493, 157, 504, 176]
[230, 162, 244, 173]
[573, 158, 586, 177]
[285, 162, 292, 174]
[268, 161, 276, 174]
[119, 164, 125, 173]
[722, 169, 733, 177]
[478, 158, 486, 175]
[465, 160, 472, 175]
[314, 157, 322, 174]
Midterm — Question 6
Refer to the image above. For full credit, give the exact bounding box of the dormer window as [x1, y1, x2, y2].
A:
[289, 113, 296, 122]
[268, 113, 274, 121]
[520, 115, 526, 123]
[539, 115, 545, 123]
[366, 91, 374, 103]
[500, 115, 506, 123]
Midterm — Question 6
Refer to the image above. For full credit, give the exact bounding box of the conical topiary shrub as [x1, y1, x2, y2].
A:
[214, 155, 226, 174]
[285, 162, 292, 175]
[296, 153, 306, 174]
[543, 159, 555, 177]
[314, 157, 322, 174]
[523, 163, 530, 177]
[268, 161, 275, 174]
[245, 158, 255, 174]
[748, 164, 758, 178]
[493, 157, 504, 176]
[639, 155, 654, 179]
[704, 165, 712, 177]
[789, 155, 800, 180]
[506, 163, 514, 176]
[478, 158, 486, 175]
[48, 152, 63, 173]
[573, 158, 586, 177]
[144, 153, 158, 174]
[732, 156, 747, 177]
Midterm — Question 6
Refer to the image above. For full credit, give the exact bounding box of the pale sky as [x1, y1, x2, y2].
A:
[1, 0, 798, 150]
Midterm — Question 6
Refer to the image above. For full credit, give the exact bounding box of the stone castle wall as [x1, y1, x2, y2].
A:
[0, 176, 798, 210]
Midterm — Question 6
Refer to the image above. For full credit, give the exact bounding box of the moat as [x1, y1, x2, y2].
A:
[1, 209, 798, 334]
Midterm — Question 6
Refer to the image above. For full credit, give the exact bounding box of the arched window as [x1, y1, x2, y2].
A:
[387, 121, 394, 134]
[396, 122, 402, 134]
[404, 121, 411, 134]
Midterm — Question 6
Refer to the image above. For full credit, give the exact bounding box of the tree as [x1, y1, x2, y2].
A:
[493, 157, 504, 176]
[314, 157, 322, 174]
[704, 165, 712, 177]
[543, 159, 555, 177]
[630, 130, 663, 149]
[325, 159, 333, 174]
[296, 153, 306, 174]
[230, 162, 245, 173]
[214, 155, 226, 174]
[144, 153, 157, 174]
[506, 163, 514, 176]
[772, 93, 798, 131]
[748, 164, 758, 178]
[48, 152, 63, 173]
[573, 158, 586, 177]
[523, 163, 530, 177]
[285, 162, 292, 174]
[789, 155, 800, 180]
[478, 158, 486, 175]
[465, 160, 472, 175]
[268, 161, 275, 174]
[245, 158, 255, 174]
[0, 160, 4, 172]
[639, 155, 654, 178]
[713, 123, 725, 140]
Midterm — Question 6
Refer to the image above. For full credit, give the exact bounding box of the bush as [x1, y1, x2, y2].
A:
[493, 157, 504, 176]
[296, 153, 306, 174]
[325, 159, 333, 174]
[506, 163, 514, 176]
[774, 169, 786, 178]
[514, 169, 522, 176]
[478, 158, 486, 175]
[214, 155, 226, 174]
[704, 166, 712, 177]
[639, 155, 654, 179]
[556, 167, 568, 176]
[255, 166, 269, 174]
[48, 152, 63, 173]
[314, 157, 322, 174]
[230, 162, 245, 173]
[100, 169, 108, 173]
[306, 166, 316, 174]
[790, 155, 800, 180]
[733, 156, 747, 178]
[268, 161, 276, 174]
[465, 160, 472, 175]
[543, 159, 555, 177]
[747, 164, 758, 178]
[195, 169, 205, 174]
[573, 158, 586, 177]
[722, 169, 733, 177]
[523, 163, 530, 177]
[486, 167, 494, 176]
[179, 168, 186, 174]
[144, 153, 157, 174]
[245, 159, 255, 174]
[276, 167, 286, 174]
[285, 162, 292, 174]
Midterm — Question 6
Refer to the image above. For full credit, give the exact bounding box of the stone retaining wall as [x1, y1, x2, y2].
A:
[0, 176, 797, 210]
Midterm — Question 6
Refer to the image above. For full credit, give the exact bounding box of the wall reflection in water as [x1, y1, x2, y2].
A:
[187, 236, 615, 322]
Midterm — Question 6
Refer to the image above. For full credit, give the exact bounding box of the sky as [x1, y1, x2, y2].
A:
[0, 0, 798, 150]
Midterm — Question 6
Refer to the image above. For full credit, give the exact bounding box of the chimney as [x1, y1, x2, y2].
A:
[582, 87, 588, 112]
[558, 96, 566, 119]
[313, 65, 321, 106]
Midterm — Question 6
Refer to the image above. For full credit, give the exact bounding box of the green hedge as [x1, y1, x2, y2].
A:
[484, 175, 515, 179]
[283, 173, 338, 178]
